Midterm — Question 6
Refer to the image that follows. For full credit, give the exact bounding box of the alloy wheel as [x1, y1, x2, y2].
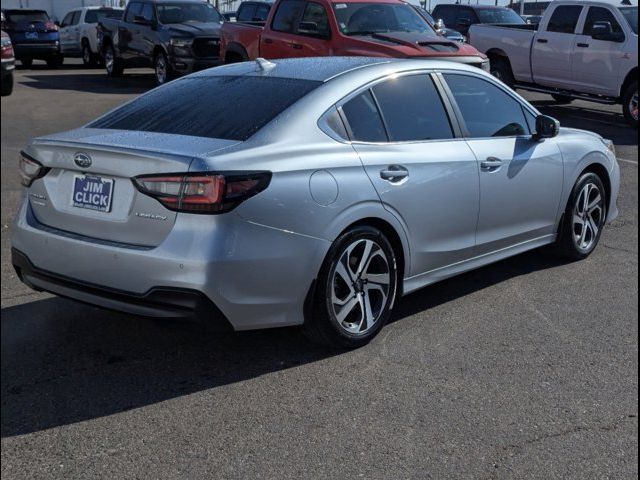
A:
[630, 91, 638, 122]
[330, 238, 391, 335]
[82, 45, 91, 65]
[155, 55, 167, 84]
[572, 182, 605, 252]
[105, 48, 114, 74]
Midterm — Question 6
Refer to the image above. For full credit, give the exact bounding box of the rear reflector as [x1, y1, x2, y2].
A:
[133, 172, 271, 214]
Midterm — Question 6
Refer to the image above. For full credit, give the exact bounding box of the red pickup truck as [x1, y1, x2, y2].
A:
[220, 0, 489, 70]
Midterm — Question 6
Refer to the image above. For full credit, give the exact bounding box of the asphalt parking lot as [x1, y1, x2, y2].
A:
[1, 60, 638, 479]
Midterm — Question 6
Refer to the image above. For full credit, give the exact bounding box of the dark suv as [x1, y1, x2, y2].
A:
[99, 0, 224, 85]
[1, 9, 62, 67]
[431, 4, 525, 37]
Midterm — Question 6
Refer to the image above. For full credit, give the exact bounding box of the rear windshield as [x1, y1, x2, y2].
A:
[88, 76, 322, 141]
[4, 10, 50, 24]
[85, 9, 123, 24]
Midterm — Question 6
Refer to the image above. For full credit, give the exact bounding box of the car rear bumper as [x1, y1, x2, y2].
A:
[11, 200, 330, 330]
[14, 43, 60, 59]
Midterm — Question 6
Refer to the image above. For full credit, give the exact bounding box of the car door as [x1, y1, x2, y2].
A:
[441, 72, 564, 254]
[571, 6, 628, 96]
[341, 73, 481, 276]
[531, 4, 583, 88]
[119, 2, 142, 63]
[287, 1, 332, 56]
[260, 0, 305, 58]
[68, 10, 82, 54]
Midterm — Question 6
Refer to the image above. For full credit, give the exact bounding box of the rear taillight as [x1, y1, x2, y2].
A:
[19, 151, 50, 187]
[44, 21, 58, 31]
[133, 172, 271, 214]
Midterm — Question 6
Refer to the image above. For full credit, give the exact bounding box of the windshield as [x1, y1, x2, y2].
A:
[333, 3, 435, 35]
[620, 7, 638, 34]
[476, 8, 525, 24]
[85, 9, 123, 24]
[157, 3, 222, 24]
[5, 11, 49, 24]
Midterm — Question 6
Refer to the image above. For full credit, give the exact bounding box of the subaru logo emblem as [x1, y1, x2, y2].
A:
[74, 152, 92, 169]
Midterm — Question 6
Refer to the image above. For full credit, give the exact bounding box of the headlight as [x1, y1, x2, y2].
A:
[170, 37, 192, 48]
[601, 138, 616, 157]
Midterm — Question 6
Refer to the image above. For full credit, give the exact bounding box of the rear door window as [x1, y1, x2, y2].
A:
[546, 5, 582, 34]
[88, 76, 322, 141]
[272, 0, 305, 33]
[443, 73, 529, 138]
[372, 74, 453, 141]
[341, 91, 387, 142]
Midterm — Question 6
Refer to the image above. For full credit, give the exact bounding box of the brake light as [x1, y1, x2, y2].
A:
[44, 21, 58, 31]
[133, 172, 271, 214]
[19, 151, 50, 187]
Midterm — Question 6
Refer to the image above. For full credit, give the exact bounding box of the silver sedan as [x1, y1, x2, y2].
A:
[11, 57, 620, 348]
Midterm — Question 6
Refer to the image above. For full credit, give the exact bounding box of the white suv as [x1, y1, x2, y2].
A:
[58, 7, 123, 66]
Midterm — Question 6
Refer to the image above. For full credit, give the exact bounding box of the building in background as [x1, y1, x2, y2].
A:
[1, 0, 122, 20]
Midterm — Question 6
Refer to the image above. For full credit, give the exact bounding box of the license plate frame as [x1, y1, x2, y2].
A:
[25, 32, 39, 40]
[71, 175, 114, 213]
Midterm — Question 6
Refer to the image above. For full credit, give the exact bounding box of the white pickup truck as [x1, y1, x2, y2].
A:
[469, 0, 638, 126]
[58, 6, 123, 66]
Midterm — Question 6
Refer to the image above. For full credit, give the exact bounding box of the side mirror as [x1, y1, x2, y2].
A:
[435, 18, 445, 30]
[533, 114, 560, 141]
[133, 15, 152, 25]
[54, 20, 61, 27]
[591, 21, 624, 42]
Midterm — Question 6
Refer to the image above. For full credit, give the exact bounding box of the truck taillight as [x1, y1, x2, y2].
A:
[133, 172, 271, 214]
[45, 21, 58, 31]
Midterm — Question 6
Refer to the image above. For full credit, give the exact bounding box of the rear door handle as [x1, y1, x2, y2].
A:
[480, 157, 503, 171]
[291, 43, 303, 50]
[536, 38, 548, 43]
[577, 42, 589, 48]
[380, 165, 409, 182]
[263, 38, 273, 44]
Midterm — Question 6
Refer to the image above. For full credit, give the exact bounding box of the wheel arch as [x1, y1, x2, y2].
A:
[580, 163, 612, 214]
[620, 67, 637, 99]
[224, 42, 249, 64]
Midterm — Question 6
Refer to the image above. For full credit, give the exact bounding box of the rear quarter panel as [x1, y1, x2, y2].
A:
[220, 22, 263, 60]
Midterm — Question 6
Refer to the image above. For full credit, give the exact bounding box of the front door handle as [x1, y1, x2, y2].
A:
[380, 165, 409, 182]
[536, 38, 548, 43]
[291, 43, 303, 50]
[263, 38, 273, 44]
[577, 42, 589, 48]
[481, 157, 503, 171]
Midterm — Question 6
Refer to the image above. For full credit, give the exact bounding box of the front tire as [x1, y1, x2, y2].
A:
[303, 226, 398, 349]
[82, 42, 97, 67]
[1, 73, 13, 96]
[554, 173, 607, 260]
[104, 44, 124, 77]
[154, 51, 173, 86]
[622, 81, 638, 129]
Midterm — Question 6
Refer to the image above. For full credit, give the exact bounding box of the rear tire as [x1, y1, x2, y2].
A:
[104, 44, 124, 77]
[82, 42, 97, 67]
[303, 226, 398, 349]
[554, 172, 607, 260]
[551, 94, 574, 104]
[490, 56, 515, 88]
[1, 73, 13, 96]
[20, 58, 33, 68]
[622, 80, 638, 129]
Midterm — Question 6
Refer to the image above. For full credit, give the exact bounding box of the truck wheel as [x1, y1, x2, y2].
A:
[622, 81, 638, 129]
[551, 94, 574, 104]
[20, 58, 33, 68]
[82, 42, 97, 67]
[1, 73, 13, 96]
[490, 57, 515, 88]
[105, 44, 124, 77]
[154, 51, 174, 86]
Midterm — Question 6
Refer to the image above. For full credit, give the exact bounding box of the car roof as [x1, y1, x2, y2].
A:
[191, 56, 483, 83]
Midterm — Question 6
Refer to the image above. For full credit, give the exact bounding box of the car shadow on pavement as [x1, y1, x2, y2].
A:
[1, 248, 568, 438]
[20, 73, 155, 95]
